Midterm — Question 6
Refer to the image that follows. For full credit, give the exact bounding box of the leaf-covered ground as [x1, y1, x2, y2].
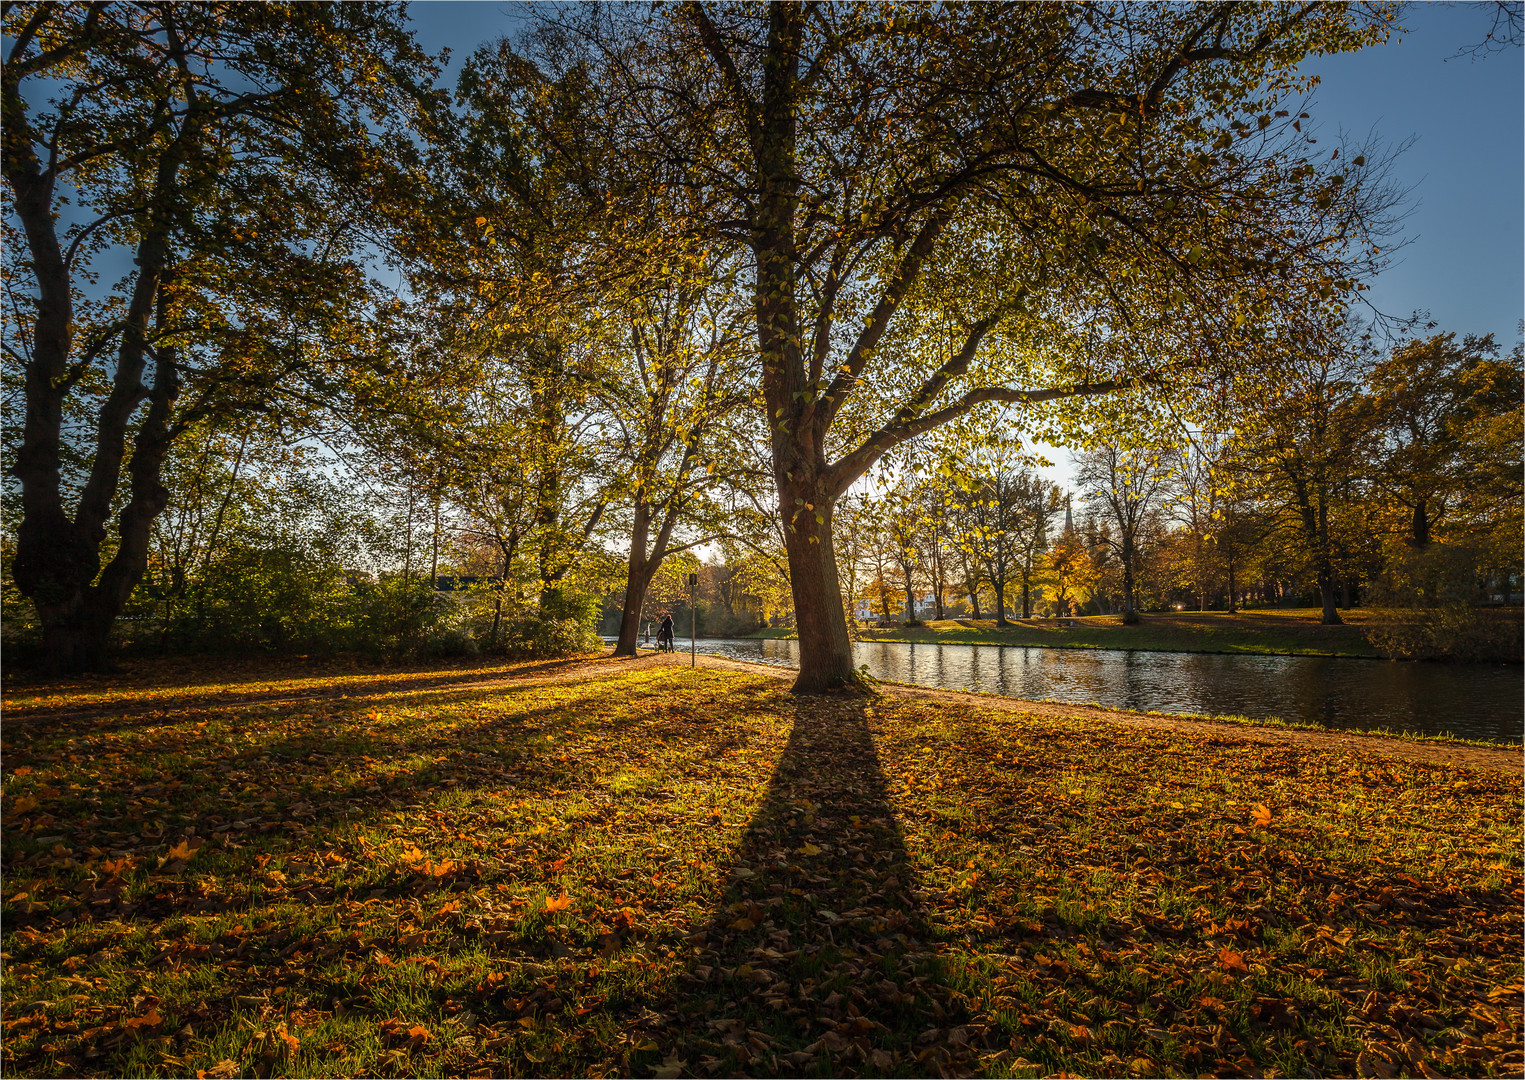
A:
[2, 656, 1519, 1078]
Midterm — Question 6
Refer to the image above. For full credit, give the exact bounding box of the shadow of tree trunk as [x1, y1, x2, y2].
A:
[624, 694, 981, 1078]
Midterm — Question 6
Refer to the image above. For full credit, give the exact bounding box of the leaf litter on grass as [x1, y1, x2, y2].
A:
[0, 657, 1519, 1078]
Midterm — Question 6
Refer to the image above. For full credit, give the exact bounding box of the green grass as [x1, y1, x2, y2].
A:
[842, 608, 1523, 662]
[2, 657, 1520, 1078]
[824, 610, 1386, 658]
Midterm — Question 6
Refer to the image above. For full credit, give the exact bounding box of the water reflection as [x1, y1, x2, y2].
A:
[650, 637, 1522, 743]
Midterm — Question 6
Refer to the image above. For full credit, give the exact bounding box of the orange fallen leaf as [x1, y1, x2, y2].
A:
[1218, 947, 1249, 973]
[1251, 803, 1273, 827]
[544, 890, 572, 913]
[121, 1006, 163, 1032]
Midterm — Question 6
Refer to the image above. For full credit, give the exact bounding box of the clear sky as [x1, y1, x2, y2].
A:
[409, 2, 1522, 491]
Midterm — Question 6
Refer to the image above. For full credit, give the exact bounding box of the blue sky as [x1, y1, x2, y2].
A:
[1300, 2, 1523, 346]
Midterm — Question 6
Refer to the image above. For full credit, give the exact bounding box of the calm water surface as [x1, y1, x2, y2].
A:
[643, 637, 1522, 743]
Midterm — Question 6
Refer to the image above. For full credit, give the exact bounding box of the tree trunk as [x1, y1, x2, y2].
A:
[1226, 556, 1237, 614]
[1317, 566, 1342, 625]
[1411, 498, 1430, 548]
[1121, 551, 1139, 625]
[967, 583, 982, 620]
[614, 562, 653, 657]
[1020, 567, 1032, 619]
[781, 489, 856, 691]
[993, 576, 1008, 627]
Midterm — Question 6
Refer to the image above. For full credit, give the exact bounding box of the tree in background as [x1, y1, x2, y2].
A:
[3, 2, 437, 670]
[1233, 322, 1373, 624]
[1075, 445, 1171, 624]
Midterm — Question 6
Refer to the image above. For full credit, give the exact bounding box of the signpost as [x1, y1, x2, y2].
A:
[688, 573, 697, 668]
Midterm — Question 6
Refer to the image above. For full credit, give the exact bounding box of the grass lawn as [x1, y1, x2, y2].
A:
[836, 610, 1393, 658]
[2, 656, 1519, 1078]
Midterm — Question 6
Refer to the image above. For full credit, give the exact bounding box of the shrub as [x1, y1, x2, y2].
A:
[494, 590, 604, 658]
[1367, 543, 1523, 662]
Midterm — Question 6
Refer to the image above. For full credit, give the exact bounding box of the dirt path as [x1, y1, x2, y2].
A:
[5, 650, 1518, 776]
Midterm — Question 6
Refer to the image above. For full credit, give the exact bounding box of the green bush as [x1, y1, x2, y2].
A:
[1367, 543, 1523, 662]
[495, 590, 603, 658]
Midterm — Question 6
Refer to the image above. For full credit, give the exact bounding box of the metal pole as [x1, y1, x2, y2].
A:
[689, 572, 697, 668]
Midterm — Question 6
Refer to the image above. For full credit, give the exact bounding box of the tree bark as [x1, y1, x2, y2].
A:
[1411, 498, 1430, 548]
[614, 503, 656, 657]
[1121, 554, 1139, 625]
[781, 486, 857, 691]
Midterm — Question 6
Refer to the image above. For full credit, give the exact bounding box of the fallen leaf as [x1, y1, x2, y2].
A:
[121, 1006, 163, 1032]
[544, 890, 572, 913]
[1252, 803, 1273, 827]
[1219, 947, 1249, 973]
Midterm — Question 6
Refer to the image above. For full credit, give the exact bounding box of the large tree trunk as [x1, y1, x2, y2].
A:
[993, 575, 1009, 627]
[1020, 566, 1032, 619]
[9, 139, 182, 671]
[781, 487, 856, 691]
[613, 504, 652, 657]
[614, 561, 653, 657]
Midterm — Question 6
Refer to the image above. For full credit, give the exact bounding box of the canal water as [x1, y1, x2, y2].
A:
[639, 637, 1522, 743]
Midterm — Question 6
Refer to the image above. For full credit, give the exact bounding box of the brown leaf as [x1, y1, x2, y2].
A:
[122, 1006, 163, 1032]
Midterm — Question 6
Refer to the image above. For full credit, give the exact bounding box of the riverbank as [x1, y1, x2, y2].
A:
[760, 609, 1390, 658]
[2, 654, 1518, 1078]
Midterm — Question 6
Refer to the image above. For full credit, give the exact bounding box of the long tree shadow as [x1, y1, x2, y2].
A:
[625, 693, 982, 1079]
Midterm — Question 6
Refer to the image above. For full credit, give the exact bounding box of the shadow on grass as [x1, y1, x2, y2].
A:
[0, 653, 620, 726]
[617, 693, 983, 1078]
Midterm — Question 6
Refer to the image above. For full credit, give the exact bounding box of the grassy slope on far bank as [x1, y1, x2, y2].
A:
[756, 610, 1438, 659]
[2, 658, 1519, 1079]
